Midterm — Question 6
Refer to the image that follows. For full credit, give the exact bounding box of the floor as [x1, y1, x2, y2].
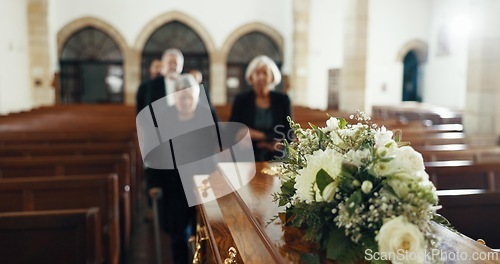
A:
[126, 204, 175, 264]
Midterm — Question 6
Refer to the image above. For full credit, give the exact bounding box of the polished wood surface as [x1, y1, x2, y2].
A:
[0, 175, 119, 264]
[0, 207, 102, 264]
[198, 162, 500, 263]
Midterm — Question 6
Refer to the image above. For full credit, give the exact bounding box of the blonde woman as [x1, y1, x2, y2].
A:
[229, 55, 292, 161]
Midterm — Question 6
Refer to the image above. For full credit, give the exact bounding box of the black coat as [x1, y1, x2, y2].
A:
[136, 76, 222, 234]
[229, 89, 293, 161]
[136, 76, 169, 114]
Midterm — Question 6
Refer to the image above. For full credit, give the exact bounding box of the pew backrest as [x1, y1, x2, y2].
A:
[0, 207, 102, 264]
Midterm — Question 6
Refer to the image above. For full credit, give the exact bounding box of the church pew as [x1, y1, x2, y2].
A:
[372, 104, 462, 125]
[437, 189, 500, 249]
[0, 175, 119, 264]
[418, 146, 500, 162]
[402, 133, 499, 147]
[0, 154, 131, 253]
[425, 160, 500, 190]
[0, 131, 135, 145]
[0, 208, 102, 264]
[0, 142, 142, 221]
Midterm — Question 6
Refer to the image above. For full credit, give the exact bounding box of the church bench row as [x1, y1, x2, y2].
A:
[0, 118, 136, 132]
[0, 142, 143, 223]
[401, 133, 499, 147]
[437, 189, 500, 249]
[0, 131, 136, 145]
[372, 104, 462, 125]
[0, 154, 132, 256]
[0, 175, 119, 264]
[418, 145, 500, 162]
[213, 105, 426, 128]
[2, 104, 136, 117]
[425, 160, 500, 191]
[0, 207, 102, 264]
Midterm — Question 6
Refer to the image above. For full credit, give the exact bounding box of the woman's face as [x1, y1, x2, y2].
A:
[250, 65, 273, 90]
[174, 89, 196, 115]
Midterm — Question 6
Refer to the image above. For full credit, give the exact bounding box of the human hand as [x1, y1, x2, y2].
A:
[149, 187, 163, 199]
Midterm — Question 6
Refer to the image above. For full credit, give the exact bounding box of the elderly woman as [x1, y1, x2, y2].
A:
[229, 55, 292, 161]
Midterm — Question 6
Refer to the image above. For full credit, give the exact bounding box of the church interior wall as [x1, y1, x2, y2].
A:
[307, 0, 346, 110]
[365, 0, 431, 112]
[0, 0, 32, 115]
[0, 0, 484, 115]
[422, 0, 470, 109]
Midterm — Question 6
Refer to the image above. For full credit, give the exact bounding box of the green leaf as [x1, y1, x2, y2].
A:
[281, 179, 296, 197]
[292, 212, 305, 227]
[325, 228, 360, 262]
[342, 162, 358, 175]
[393, 129, 402, 142]
[300, 254, 320, 264]
[433, 214, 460, 234]
[316, 169, 333, 194]
[338, 118, 347, 129]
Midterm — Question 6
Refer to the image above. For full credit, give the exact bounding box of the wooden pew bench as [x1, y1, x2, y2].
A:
[437, 189, 500, 249]
[0, 142, 142, 221]
[403, 133, 499, 147]
[0, 208, 102, 264]
[0, 154, 131, 258]
[0, 175, 119, 264]
[425, 160, 500, 190]
[418, 145, 500, 162]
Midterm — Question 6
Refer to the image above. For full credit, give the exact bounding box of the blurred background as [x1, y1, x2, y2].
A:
[0, 0, 496, 132]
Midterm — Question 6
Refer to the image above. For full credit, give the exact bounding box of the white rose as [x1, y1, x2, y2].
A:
[389, 146, 425, 173]
[376, 216, 425, 264]
[325, 117, 339, 131]
[361, 180, 373, 194]
[374, 126, 394, 149]
[387, 178, 411, 197]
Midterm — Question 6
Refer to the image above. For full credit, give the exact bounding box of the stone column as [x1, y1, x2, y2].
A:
[124, 49, 141, 106]
[210, 51, 227, 105]
[27, 0, 53, 107]
[291, 0, 311, 106]
[339, 0, 368, 113]
[463, 0, 500, 135]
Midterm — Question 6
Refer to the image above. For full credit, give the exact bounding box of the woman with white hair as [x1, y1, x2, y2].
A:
[229, 55, 292, 161]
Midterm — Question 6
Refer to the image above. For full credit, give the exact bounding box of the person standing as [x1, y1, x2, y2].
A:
[148, 59, 163, 79]
[136, 48, 184, 114]
[229, 55, 293, 161]
[136, 48, 190, 263]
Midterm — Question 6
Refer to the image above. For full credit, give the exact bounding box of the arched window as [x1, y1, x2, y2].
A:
[59, 27, 124, 104]
[141, 21, 209, 91]
[226, 32, 282, 103]
[402, 50, 420, 102]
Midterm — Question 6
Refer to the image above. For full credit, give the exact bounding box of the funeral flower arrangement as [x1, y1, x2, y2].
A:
[270, 112, 450, 264]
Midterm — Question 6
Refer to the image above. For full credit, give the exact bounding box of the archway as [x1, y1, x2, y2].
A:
[59, 27, 124, 103]
[402, 51, 420, 102]
[141, 21, 209, 91]
[397, 40, 428, 102]
[226, 31, 283, 103]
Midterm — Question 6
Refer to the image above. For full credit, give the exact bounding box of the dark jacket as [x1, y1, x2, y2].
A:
[229, 89, 293, 161]
[136, 76, 168, 114]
